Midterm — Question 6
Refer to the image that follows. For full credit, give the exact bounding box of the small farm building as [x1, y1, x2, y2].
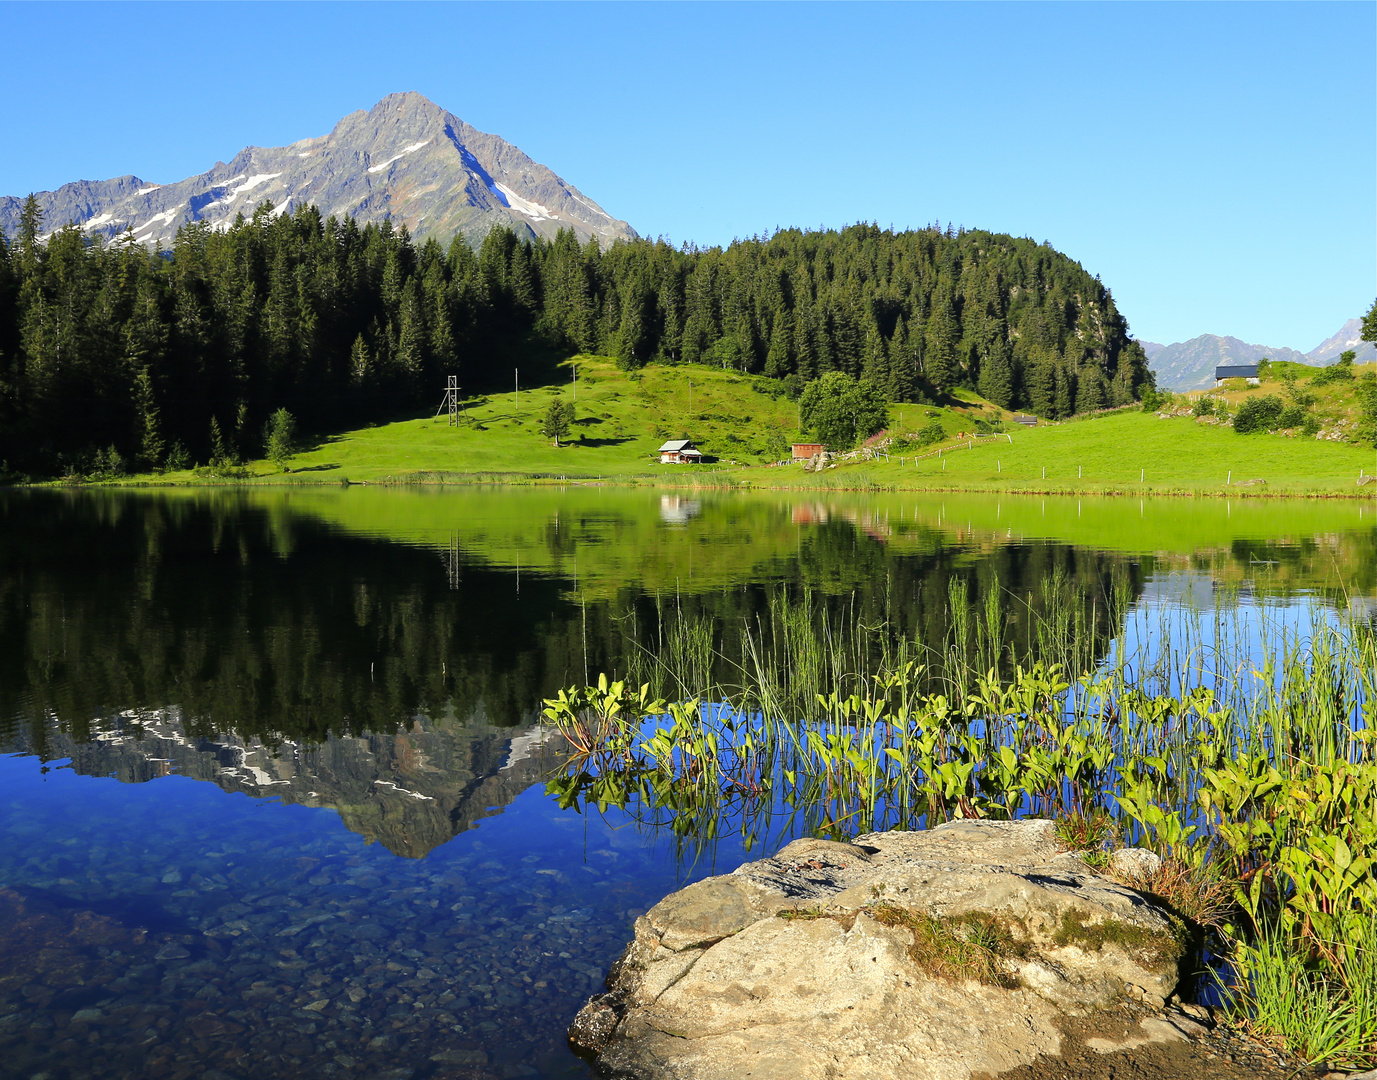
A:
[1215, 364, 1260, 386]
[658, 439, 703, 465]
[791, 443, 823, 461]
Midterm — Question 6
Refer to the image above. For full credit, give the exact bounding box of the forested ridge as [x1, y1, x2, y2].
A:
[0, 196, 1153, 476]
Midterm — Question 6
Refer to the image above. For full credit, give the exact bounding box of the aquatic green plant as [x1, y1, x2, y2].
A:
[542, 593, 1377, 1065]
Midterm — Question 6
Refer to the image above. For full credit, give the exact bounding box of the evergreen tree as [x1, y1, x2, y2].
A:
[208, 416, 231, 467]
[977, 341, 1014, 408]
[764, 306, 792, 378]
[264, 408, 297, 471]
[541, 397, 574, 446]
[349, 333, 372, 386]
[134, 366, 164, 470]
[923, 277, 960, 390]
[888, 315, 918, 402]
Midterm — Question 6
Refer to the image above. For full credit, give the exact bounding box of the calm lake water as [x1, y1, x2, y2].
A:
[1, 487, 1374, 1080]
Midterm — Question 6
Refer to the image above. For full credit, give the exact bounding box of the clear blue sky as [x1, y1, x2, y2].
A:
[1, 1, 1371, 350]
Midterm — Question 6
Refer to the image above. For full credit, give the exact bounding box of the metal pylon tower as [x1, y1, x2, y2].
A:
[436, 375, 459, 426]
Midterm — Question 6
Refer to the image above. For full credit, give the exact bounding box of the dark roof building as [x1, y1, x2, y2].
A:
[1215, 363, 1260, 384]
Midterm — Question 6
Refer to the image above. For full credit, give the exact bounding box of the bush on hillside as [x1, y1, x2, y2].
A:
[1191, 396, 1216, 417]
[1310, 351, 1356, 387]
[1232, 395, 1285, 434]
[1357, 373, 1377, 447]
[913, 420, 947, 447]
[1278, 405, 1306, 429]
[1141, 388, 1174, 412]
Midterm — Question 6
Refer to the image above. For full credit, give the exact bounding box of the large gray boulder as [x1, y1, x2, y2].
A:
[570, 819, 1184, 1080]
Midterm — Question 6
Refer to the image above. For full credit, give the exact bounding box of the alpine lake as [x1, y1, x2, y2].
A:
[1, 485, 1374, 1080]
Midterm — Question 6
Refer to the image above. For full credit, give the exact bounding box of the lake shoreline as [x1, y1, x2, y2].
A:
[32, 469, 1377, 500]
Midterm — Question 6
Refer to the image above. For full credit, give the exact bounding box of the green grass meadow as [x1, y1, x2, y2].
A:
[133, 354, 1377, 498]
[848, 409, 1377, 496]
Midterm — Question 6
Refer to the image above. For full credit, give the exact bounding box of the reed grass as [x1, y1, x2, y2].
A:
[541, 584, 1377, 1064]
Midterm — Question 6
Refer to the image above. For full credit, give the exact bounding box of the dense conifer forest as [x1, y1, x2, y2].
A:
[0, 196, 1153, 476]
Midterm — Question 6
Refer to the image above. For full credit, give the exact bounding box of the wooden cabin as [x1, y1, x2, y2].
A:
[658, 439, 703, 464]
[791, 443, 823, 461]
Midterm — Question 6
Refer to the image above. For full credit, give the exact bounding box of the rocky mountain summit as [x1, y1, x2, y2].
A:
[571, 819, 1194, 1080]
[0, 91, 637, 249]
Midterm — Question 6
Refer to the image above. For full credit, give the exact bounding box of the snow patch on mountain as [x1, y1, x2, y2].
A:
[231, 173, 282, 196]
[491, 182, 553, 221]
[367, 140, 430, 174]
[135, 206, 183, 232]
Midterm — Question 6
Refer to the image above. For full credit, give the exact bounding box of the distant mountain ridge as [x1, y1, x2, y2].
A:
[1144, 319, 1375, 391]
[0, 91, 637, 249]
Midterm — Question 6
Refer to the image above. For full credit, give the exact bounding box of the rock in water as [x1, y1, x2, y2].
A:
[570, 819, 1183, 1080]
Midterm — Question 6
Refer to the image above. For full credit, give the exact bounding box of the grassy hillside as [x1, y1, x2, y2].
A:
[836, 406, 1377, 496]
[132, 355, 1377, 497]
[151, 356, 1000, 484]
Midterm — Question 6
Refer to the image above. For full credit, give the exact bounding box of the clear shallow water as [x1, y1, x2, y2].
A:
[0, 749, 759, 1080]
[1, 487, 1374, 1080]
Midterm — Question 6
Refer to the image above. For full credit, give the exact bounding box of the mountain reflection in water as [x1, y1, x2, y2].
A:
[4, 710, 559, 859]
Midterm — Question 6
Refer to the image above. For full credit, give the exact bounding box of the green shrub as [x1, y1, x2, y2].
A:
[913, 420, 947, 447]
[1141, 388, 1173, 412]
[1357, 373, 1377, 447]
[165, 442, 191, 471]
[1279, 405, 1308, 430]
[1191, 396, 1216, 417]
[1311, 351, 1356, 386]
[1233, 395, 1285, 434]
